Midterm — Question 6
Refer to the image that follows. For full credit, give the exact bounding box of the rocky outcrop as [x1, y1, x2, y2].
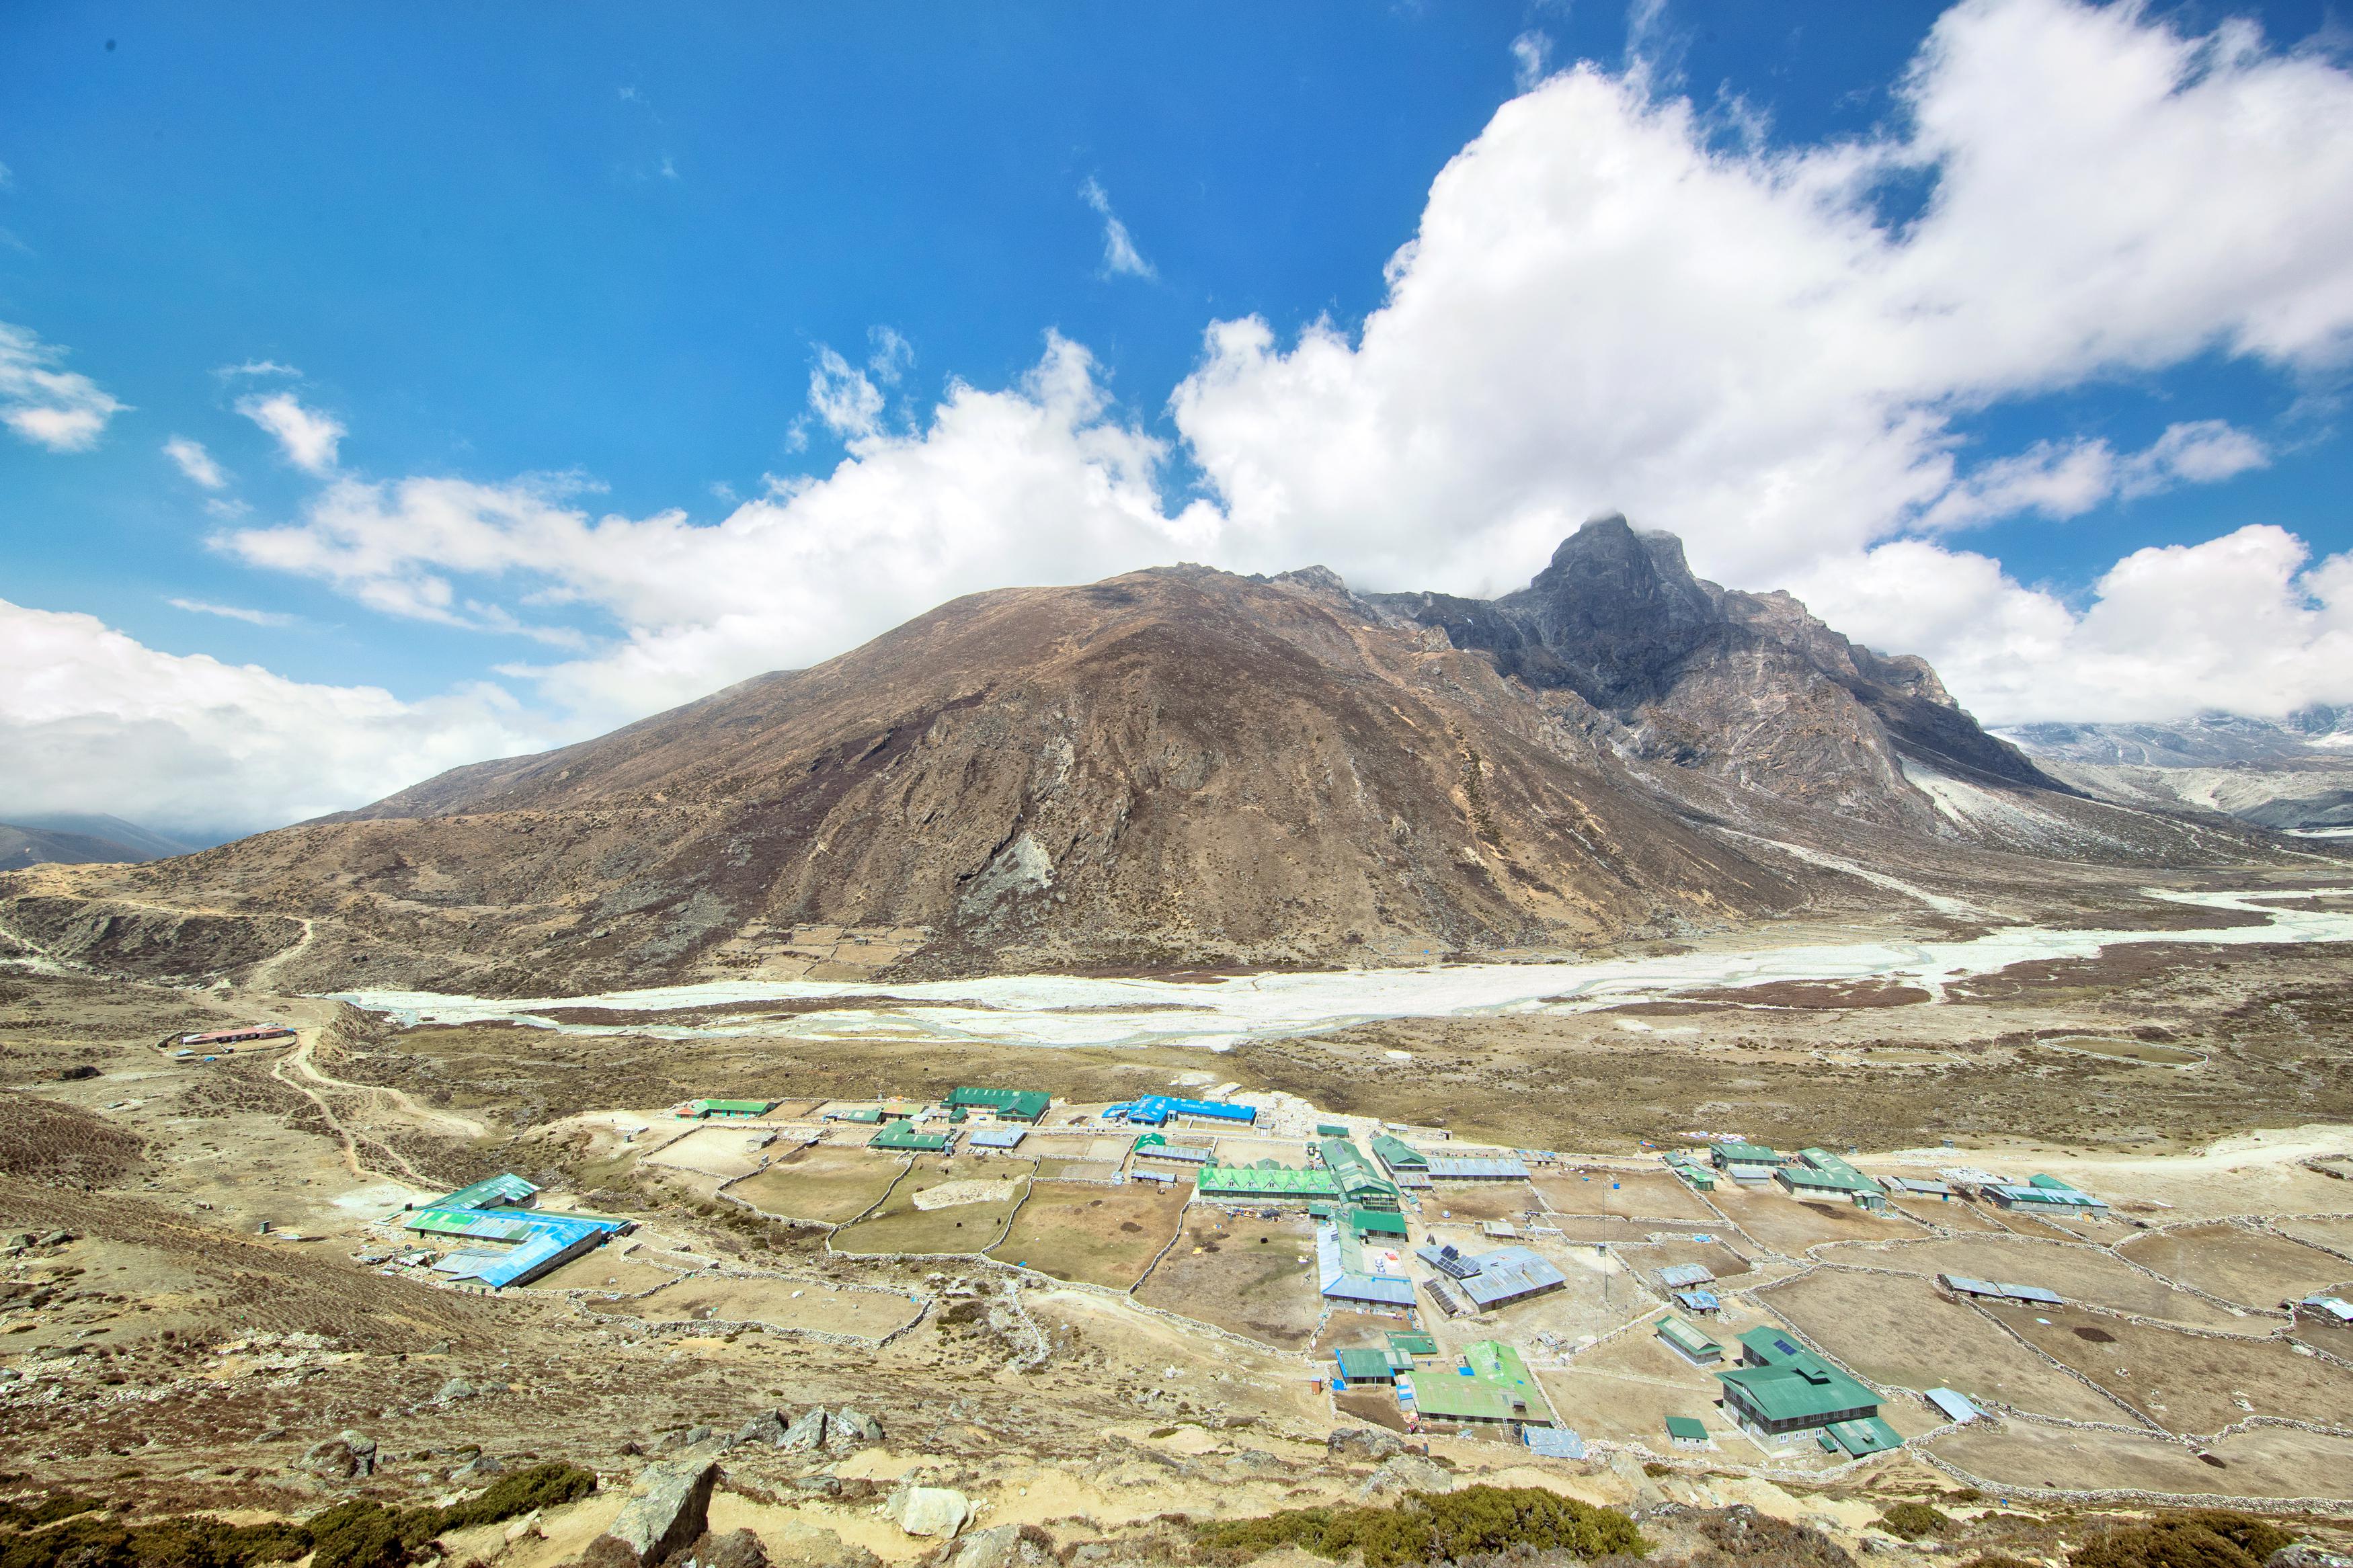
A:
[1371, 514, 2056, 829]
[586, 1459, 721, 1568]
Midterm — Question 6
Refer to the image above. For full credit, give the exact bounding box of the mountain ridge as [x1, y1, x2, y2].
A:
[0, 519, 2295, 995]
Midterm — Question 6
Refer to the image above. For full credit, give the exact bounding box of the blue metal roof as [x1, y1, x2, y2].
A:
[1523, 1427, 1587, 1458]
[1109, 1095, 1257, 1126]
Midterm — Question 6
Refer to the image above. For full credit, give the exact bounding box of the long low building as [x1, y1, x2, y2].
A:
[946, 1086, 1051, 1122]
[1937, 1273, 2063, 1306]
[403, 1173, 631, 1290]
[1317, 1224, 1415, 1307]
[1983, 1174, 2109, 1216]
[1716, 1327, 1888, 1443]
[1130, 1134, 1211, 1165]
[1111, 1095, 1257, 1128]
[1424, 1155, 1530, 1182]
[1416, 1241, 1566, 1309]
[1197, 1165, 1338, 1201]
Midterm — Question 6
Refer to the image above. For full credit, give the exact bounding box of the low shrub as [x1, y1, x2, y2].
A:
[0, 1461, 596, 1568]
[2069, 1511, 2295, 1568]
[1877, 1505, 1955, 1540]
[1195, 1485, 1648, 1568]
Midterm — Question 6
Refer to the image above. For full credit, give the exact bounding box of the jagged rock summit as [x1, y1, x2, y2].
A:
[0, 519, 2270, 994]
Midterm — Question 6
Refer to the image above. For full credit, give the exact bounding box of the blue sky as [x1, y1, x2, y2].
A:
[4, 0, 2353, 835]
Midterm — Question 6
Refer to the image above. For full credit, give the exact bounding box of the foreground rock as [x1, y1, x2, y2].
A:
[586, 1459, 721, 1568]
[885, 1485, 974, 1540]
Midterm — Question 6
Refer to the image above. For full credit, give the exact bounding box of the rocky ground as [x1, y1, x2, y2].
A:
[4, 958, 2353, 1568]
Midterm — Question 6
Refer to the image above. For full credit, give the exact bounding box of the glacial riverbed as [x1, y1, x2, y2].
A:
[331, 887, 2353, 1053]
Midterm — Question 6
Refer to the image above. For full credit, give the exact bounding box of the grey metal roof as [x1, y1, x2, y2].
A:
[1522, 1427, 1586, 1458]
[1437, 1244, 1568, 1307]
[1925, 1387, 1981, 1423]
[966, 1126, 1027, 1148]
[1658, 1263, 1716, 1288]
[1131, 1143, 1210, 1163]
[1316, 1227, 1416, 1305]
[1426, 1156, 1530, 1180]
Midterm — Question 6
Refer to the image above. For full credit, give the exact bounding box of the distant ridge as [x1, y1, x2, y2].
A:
[0, 520, 2294, 994]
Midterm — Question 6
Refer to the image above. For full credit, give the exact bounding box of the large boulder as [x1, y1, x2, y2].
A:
[776, 1409, 829, 1452]
[1325, 1428, 1404, 1462]
[584, 1460, 722, 1568]
[884, 1485, 974, 1540]
[301, 1430, 376, 1479]
[1356, 1453, 1453, 1501]
[735, 1410, 791, 1446]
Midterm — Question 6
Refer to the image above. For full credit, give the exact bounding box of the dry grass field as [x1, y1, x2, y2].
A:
[728, 1145, 906, 1223]
[987, 1178, 1189, 1286]
[1704, 1185, 1927, 1253]
[1810, 1235, 2253, 1328]
[1758, 1267, 2135, 1422]
[828, 1155, 1033, 1255]
[1933, 1416, 2353, 1499]
[1534, 1167, 1718, 1223]
[1615, 1237, 1752, 1287]
[1534, 1328, 1742, 1450]
[1419, 1181, 1541, 1224]
[1886, 1193, 2009, 1231]
[2274, 1212, 2353, 1256]
[586, 1274, 924, 1339]
[526, 1245, 687, 1295]
[1989, 1302, 2353, 1433]
[1134, 1210, 1320, 1348]
[2117, 1221, 2352, 1309]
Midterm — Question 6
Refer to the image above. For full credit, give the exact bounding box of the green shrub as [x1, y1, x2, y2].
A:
[2069, 1512, 2295, 1568]
[0, 1497, 103, 1532]
[0, 1514, 307, 1568]
[1195, 1485, 1648, 1568]
[1877, 1505, 1954, 1540]
[311, 1462, 598, 1568]
[435, 1464, 598, 1533]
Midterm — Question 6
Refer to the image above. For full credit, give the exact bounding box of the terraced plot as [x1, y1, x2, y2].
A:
[1989, 1303, 2353, 1433]
[830, 1157, 1033, 1255]
[587, 1274, 924, 1339]
[1135, 1212, 1320, 1349]
[727, 1145, 905, 1224]
[988, 1179, 1188, 1286]
[1810, 1235, 2249, 1329]
[1535, 1169, 1717, 1223]
[2118, 1222, 2348, 1309]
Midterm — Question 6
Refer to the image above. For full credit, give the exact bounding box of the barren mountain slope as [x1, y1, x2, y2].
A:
[2, 523, 2302, 996]
[0, 565, 1811, 994]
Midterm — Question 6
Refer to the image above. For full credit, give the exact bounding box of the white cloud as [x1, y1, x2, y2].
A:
[215, 359, 300, 380]
[1789, 528, 2353, 725]
[1916, 419, 2268, 530]
[0, 597, 553, 837]
[1078, 177, 1157, 281]
[167, 597, 296, 628]
[1511, 31, 1554, 92]
[0, 321, 126, 452]
[1171, 0, 2353, 602]
[237, 390, 345, 474]
[217, 333, 1222, 724]
[163, 435, 229, 490]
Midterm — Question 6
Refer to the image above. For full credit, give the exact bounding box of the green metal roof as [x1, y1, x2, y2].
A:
[1657, 1316, 1719, 1357]
[1333, 1348, 1394, 1380]
[1665, 1416, 1709, 1442]
[1345, 1206, 1409, 1237]
[1370, 1134, 1429, 1169]
[872, 1118, 949, 1151]
[1826, 1415, 1903, 1456]
[692, 1098, 776, 1116]
[1411, 1375, 1520, 1422]
[1717, 1328, 1879, 1422]
[1387, 1330, 1437, 1357]
[405, 1208, 536, 1243]
[1462, 1338, 1538, 1396]
[945, 1087, 1051, 1120]
[436, 1173, 538, 1210]
[830, 1106, 883, 1122]
[1198, 1165, 1337, 1196]
[1714, 1143, 1781, 1165]
[1316, 1123, 1353, 1138]
[1318, 1138, 1402, 1205]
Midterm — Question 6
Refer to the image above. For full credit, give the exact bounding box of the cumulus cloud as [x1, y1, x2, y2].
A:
[1789, 528, 2353, 725]
[0, 597, 554, 837]
[163, 435, 229, 490]
[237, 390, 344, 474]
[1078, 177, 1156, 280]
[1916, 420, 2269, 531]
[0, 321, 126, 452]
[218, 334, 1222, 723]
[1172, 0, 2353, 599]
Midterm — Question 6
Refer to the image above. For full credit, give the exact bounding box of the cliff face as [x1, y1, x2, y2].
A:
[1369, 515, 2056, 831]
[1, 522, 2237, 997]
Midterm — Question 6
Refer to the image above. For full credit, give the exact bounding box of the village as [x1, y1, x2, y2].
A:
[352, 1077, 2353, 1492]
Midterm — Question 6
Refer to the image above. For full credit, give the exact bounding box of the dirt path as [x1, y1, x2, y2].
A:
[246, 915, 319, 993]
[272, 1031, 415, 1182]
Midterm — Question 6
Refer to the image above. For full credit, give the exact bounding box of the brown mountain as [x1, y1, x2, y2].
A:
[0, 521, 2278, 995]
